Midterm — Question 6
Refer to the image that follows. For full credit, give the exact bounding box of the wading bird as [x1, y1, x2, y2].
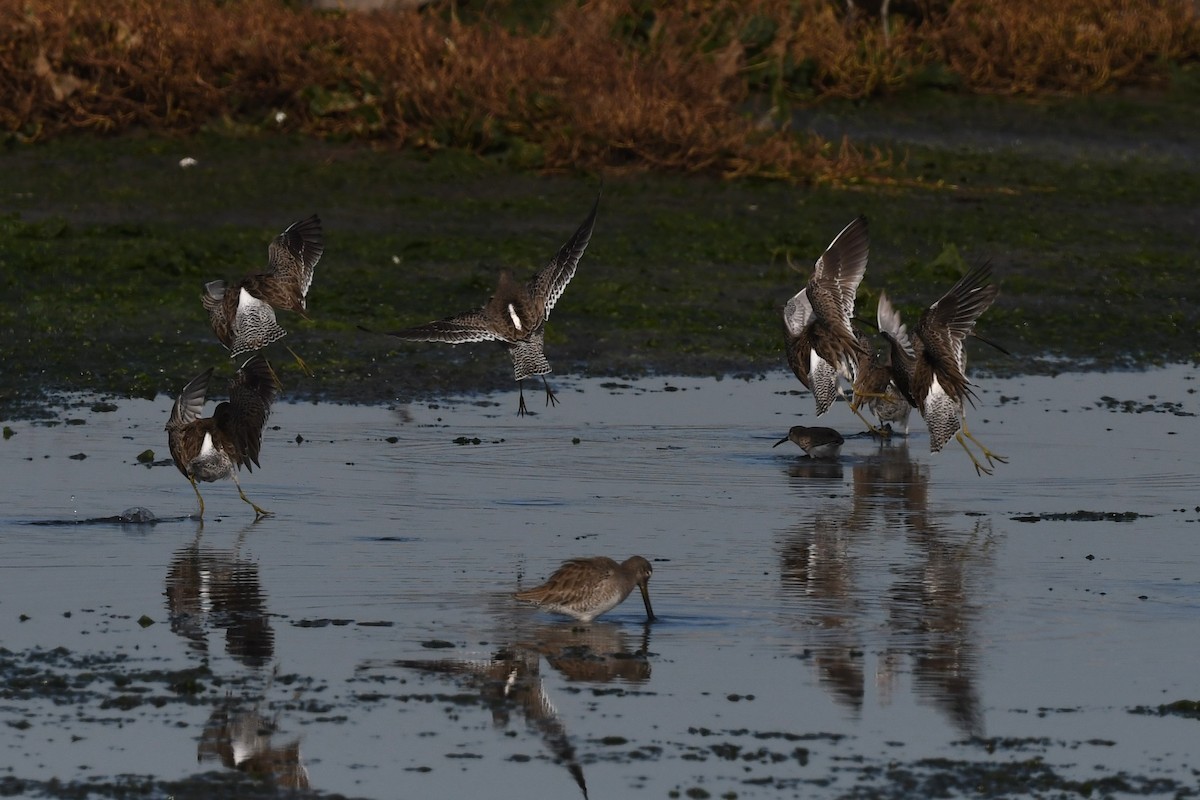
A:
[165, 355, 279, 519]
[515, 556, 655, 623]
[772, 425, 845, 459]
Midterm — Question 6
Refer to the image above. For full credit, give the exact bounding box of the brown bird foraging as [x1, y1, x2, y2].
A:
[772, 425, 845, 459]
[515, 556, 655, 623]
[203, 215, 323, 376]
[165, 355, 280, 519]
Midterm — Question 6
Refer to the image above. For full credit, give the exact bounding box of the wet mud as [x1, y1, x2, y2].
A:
[2, 368, 1198, 798]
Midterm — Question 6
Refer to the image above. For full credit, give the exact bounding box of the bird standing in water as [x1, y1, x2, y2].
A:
[515, 556, 655, 623]
[382, 193, 599, 416]
[203, 215, 323, 376]
[773, 425, 845, 459]
[880, 264, 1006, 476]
[165, 355, 279, 519]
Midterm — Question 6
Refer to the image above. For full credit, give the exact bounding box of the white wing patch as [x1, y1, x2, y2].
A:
[783, 288, 814, 337]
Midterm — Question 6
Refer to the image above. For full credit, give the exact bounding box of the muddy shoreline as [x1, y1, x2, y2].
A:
[2, 88, 1198, 423]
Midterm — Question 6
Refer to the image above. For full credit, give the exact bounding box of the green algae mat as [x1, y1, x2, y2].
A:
[1, 89, 1198, 419]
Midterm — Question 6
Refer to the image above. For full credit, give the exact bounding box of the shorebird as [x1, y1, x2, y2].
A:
[784, 216, 879, 432]
[515, 556, 655, 623]
[851, 293, 913, 436]
[203, 215, 323, 376]
[165, 355, 279, 519]
[772, 425, 845, 459]
[383, 193, 598, 416]
[880, 264, 1006, 476]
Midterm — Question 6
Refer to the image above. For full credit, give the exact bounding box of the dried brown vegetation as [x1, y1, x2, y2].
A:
[1, 0, 1197, 181]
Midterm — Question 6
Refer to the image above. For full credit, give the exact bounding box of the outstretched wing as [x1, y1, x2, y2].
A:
[876, 290, 913, 358]
[221, 355, 279, 471]
[530, 191, 599, 321]
[782, 287, 814, 338]
[166, 368, 213, 478]
[169, 368, 212, 430]
[385, 310, 503, 345]
[917, 263, 999, 371]
[810, 215, 869, 325]
[267, 214, 323, 304]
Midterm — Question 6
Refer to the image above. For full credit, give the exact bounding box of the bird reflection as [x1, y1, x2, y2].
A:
[780, 505, 865, 711]
[197, 687, 309, 790]
[844, 441, 931, 534]
[389, 621, 652, 800]
[165, 526, 274, 668]
[165, 527, 308, 788]
[885, 517, 992, 737]
[778, 442, 991, 736]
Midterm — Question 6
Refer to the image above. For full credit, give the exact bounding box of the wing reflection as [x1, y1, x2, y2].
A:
[165, 527, 311, 790]
[165, 526, 274, 668]
[390, 621, 653, 800]
[197, 688, 309, 790]
[779, 442, 992, 737]
[886, 517, 992, 738]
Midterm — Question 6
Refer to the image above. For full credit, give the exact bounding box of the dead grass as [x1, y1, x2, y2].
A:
[1, 0, 1196, 181]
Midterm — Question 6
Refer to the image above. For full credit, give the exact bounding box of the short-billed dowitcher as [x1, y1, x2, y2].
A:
[880, 264, 1006, 476]
[515, 555, 655, 623]
[850, 292, 913, 436]
[383, 193, 599, 416]
[165, 355, 279, 519]
[784, 216, 876, 429]
[203, 215, 323, 376]
[772, 425, 845, 459]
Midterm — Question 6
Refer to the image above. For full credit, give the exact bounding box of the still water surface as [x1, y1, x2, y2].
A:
[2, 367, 1198, 798]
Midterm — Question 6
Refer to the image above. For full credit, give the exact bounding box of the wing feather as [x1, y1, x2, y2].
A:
[385, 310, 503, 345]
[811, 215, 869, 324]
[231, 288, 288, 357]
[222, 355, 278, 471]
[169, 369, 212, 429]
[783, 288, 814, 337]
[530, 191, 599, 321]
[267, 214, 323, 302]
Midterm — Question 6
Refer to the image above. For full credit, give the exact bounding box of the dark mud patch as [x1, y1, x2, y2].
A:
[1096, 396, 1198, 415]
[1011, 510, 1151, 523]
[1130, 699, 1200, 721]
[845, 757, 1195, 800]
[0, 773, 370, 800]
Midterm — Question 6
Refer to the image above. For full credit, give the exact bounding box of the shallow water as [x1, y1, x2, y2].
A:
[2, 366, 1199, 798]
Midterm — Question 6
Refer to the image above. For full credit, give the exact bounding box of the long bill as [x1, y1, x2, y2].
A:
[639, 581, 657, 622]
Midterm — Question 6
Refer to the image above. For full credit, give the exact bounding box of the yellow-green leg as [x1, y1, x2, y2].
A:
[962, 417, 1007, 470]
[188, 475, 206, 519]
[231, 473, 272, 519]
[955, 431, 993, 476]
[847, 397, 891, 438]
[285, 345, 314, 378]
